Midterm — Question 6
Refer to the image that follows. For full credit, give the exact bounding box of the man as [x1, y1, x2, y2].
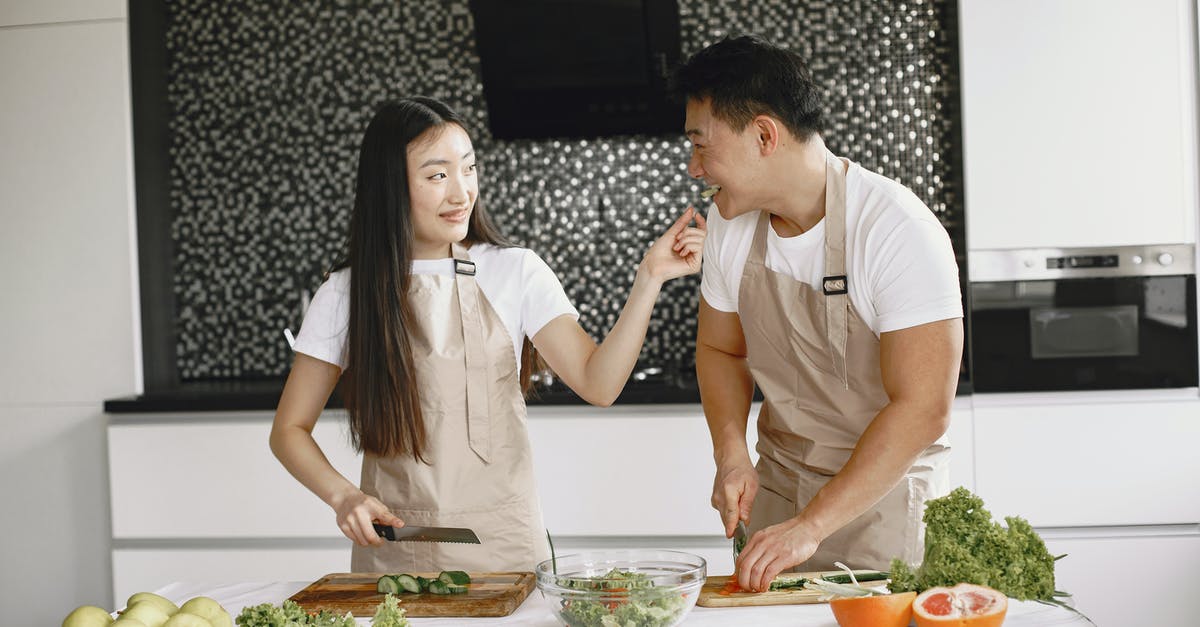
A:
[675, 35, 964, 592]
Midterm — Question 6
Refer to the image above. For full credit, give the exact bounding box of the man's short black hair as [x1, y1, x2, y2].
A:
[671, 34, 824, 141]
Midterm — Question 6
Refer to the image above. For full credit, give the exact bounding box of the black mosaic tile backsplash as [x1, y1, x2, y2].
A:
[166, 0, 963, 383]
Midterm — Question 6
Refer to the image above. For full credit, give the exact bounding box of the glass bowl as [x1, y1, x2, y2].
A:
[535, 549, 707, 627]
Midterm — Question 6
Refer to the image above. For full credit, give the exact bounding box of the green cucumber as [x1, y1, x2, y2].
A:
[444, 583, 468, 594]
[416, 576, 433, 592]
[395, 574, 422, 594]
[823, 571, 889, 585]
[427, 580, 451, 595]
[376, 575, 401, 594]
[438, 570, 471, 586]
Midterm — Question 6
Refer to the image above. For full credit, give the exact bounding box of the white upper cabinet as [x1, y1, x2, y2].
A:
[960, 0, 1198, 250]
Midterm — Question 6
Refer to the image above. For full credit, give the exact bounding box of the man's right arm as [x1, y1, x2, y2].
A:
[696, 295, 758, 538]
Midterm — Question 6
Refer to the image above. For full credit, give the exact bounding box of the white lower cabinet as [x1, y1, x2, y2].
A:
[972, 393, 1200, 527]
[1040, 528, 1200, 627]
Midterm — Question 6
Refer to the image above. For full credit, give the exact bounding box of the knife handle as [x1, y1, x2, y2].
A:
[372, 523, 395, 541]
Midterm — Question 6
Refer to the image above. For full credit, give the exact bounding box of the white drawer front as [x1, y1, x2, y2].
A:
[109, 415, 360, 538]
[974, 399, 1200, 526]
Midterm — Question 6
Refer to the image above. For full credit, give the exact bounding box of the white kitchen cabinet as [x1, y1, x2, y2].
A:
[972, 391, 1200, 527]
[107, 401, 974, 598]
[960, 0, 1198, 250]
[112, 547, 349, 606]
[109, 414, 361, 538]
[1040, 526, 1200, 627]
[946, 398, 975, 494]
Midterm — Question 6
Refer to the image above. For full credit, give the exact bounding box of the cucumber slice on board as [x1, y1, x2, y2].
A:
[427, 580, 451, 595]
[438, 570, 471, 586]
[376, 575, 401, 594]
[396, 574, 422, 594]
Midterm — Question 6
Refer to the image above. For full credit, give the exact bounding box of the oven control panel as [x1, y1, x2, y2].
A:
[971, 244, 1195, 282]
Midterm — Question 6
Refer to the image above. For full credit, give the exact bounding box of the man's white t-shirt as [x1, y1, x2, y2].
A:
[293, 243, 579, 372]
[700, 159, 963, 335]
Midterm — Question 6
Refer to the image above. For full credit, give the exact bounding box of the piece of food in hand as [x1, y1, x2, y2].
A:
[830, 591, 916, 627]
[700, 185, 721, 199]
[912, 583, 1007, 627]
[126, 593, 179, 617]
[62, 605, 115, 627]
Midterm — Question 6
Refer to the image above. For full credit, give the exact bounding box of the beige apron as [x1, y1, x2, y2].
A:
[351, 242, 549, 573]
[740, 151, 949, 571]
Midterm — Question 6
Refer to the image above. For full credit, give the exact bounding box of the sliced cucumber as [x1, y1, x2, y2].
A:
[376, 575, 401, 594]
[444, 583, 468, 594]
[438, 570, 471, 586]
[416, 576, 433, 592]
[395, 574, 422, 594]
[427, 580, 451, 594]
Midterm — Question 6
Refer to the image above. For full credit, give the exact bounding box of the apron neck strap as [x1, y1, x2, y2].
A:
[451, 241, 492, 463]
[821, 151, 850, 389]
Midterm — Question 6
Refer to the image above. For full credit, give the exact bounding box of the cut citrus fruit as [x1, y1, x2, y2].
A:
[830, 591, 916, 627]
[913, 583, 1008, 627]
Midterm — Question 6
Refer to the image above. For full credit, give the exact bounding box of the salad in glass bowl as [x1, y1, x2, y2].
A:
[535, 549, 706, 627]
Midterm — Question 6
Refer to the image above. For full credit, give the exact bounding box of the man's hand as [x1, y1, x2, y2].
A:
[735, 517, 820, 591]
[712, 458, 759, 538]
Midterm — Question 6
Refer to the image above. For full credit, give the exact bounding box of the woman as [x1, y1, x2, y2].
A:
[270, 97, 706, 572]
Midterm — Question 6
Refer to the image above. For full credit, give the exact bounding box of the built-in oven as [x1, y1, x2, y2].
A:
[968, 244, 1198, 393]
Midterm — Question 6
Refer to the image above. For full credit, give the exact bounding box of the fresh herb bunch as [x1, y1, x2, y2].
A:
[234, 600, 355, 627]
[888, 487, 1059, 601]
[370, 593, 410, 627]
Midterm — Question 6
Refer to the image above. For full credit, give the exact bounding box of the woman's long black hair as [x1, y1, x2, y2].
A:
[335, 97, 540, 462]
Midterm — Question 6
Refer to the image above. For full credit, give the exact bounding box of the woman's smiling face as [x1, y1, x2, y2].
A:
[406, 123, 478, 259]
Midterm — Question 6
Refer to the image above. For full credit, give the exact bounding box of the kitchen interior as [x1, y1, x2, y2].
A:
[2, 0, 1199, 625]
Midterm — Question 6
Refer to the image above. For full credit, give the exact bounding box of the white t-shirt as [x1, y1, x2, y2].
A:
[700, 159, 963, 335]
[293, 243, 579, 372]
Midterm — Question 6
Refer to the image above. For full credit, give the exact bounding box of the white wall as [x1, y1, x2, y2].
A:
[0, 0, 138, 624]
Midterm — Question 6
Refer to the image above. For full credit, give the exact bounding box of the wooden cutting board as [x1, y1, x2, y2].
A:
[697, 572, 889, 608]
[288, 572, 535, 617]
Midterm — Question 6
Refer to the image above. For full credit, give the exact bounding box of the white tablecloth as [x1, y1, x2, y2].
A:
[154, 580, 1091, 626]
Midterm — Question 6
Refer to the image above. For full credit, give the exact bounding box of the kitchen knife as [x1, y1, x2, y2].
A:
[732, 519, 749, 560]
[372, 523, 481, 544]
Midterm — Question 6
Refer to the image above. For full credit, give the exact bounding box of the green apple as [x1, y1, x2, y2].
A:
[119, 602, 170, 627]
[177, 597, 230, 627]
[161, 614, 211, 627]
[126, 592, 178, 616]
[61, 605, 114, 627]
[111, 619, 148, 627]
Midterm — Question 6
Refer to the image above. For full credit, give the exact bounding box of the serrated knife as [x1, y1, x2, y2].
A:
[372, 523, 481, 544]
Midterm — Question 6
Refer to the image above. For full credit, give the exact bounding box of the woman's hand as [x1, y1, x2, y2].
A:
[640, 207, 708, 284]
[330, 487, 405, 547]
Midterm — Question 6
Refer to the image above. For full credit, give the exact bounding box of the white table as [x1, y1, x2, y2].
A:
[153, 580, 1090, 626]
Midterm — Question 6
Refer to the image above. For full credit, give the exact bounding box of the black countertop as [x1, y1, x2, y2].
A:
[104, 376, 972, 413]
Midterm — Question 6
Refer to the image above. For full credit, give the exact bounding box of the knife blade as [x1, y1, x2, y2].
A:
[732, 519, 748, 560]
[372, 523, 481, 544]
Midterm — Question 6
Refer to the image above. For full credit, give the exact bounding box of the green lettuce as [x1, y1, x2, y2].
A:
[887, 487, 1059, 601]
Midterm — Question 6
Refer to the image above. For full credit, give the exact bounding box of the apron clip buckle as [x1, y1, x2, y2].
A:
[454, 259, 477, 276]
[822, 275, 848, 295]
